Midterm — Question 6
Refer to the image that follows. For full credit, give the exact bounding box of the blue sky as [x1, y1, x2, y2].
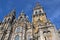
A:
[0, 0, 60, 29]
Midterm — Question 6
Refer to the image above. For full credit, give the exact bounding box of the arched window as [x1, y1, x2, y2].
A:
[15, 35, 19, 40]
[39, 10, 41, 13]
[35, 11, 37, 14]
[15, 27, 20, 33]
[15, 26, 22, 33]
[27, 34, 32, 40]
[20, 27, 22, 32]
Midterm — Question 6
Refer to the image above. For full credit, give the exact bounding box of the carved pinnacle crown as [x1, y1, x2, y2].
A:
[21, 10, 24, 14]
[9, 9, 16, 16]
[20, 10, 26, 16]
[34, 2, 42, 10]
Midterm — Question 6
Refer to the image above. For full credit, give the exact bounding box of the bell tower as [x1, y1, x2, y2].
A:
[32, 2, 47, 25]
[32, 2, 59, 40]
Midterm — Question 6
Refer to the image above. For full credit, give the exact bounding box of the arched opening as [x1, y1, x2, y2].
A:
[27, 33, 32, 40]
[15, 27, 20, 33]
[15, 35, 20, 40]
[15, 26, 22, 33]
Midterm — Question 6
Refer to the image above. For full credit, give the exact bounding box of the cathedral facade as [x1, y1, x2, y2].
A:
[0, 2, 60, 40]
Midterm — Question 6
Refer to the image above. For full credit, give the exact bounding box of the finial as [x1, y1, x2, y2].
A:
[11, 8, 16, 13]
[22, 10, 24, 13]
[9, 9, 16, 16]
[36, 2, 40, 7]
[20, 10, 24, 15]
[34, 2, 42, 10]
[21, 10, 24, 14]
[20, 10, 26, 16]
[26, 16, 29, 19]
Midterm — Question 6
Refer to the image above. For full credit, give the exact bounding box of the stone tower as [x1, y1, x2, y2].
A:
[32, 2, 59, 40]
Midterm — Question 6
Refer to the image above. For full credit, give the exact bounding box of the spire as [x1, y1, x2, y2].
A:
[36, 2, 41, 7]
[9, 9, 16, 16]
[20, 10, 26, 16]
[34, 2, 42, 10]
[21, 10, 24, 13]
[18, 10, 26, 20]
[21, 10, 24, 14]
[18, 10, 29, 22]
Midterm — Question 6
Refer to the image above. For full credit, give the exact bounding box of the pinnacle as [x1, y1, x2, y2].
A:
[21, 10, 24, 13]
[11, 9, 16, 13]
[19, 10, 26, 17]
[34, 2, 42, 10]
[20, 10, 24, 14]
[36, 2, 41, 7]
[9, 9, 16, 16]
